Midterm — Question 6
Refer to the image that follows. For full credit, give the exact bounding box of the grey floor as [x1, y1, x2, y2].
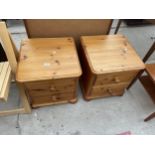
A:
[1, 19, 155, 135]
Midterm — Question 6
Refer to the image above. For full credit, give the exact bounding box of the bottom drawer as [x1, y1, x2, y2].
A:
[91, 83, 128, 98]
[31, 92, 75, 105]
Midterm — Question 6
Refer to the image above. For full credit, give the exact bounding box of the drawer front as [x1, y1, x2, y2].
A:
[31, 92, 75, 105]
[91, 83, 128, 97]
[94, 71, 138, 86]
[24, 78, 76, 96]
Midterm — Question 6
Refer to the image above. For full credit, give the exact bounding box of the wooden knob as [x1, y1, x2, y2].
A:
[50, 86, 56, 91]
[107, 88, 113, 95]
[114, 77, 120, 83]
[52, 96, 57, 100]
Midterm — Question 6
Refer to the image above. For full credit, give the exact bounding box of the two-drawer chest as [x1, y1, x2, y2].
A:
[80, 35, 145, 100]
[16, 37, 82, 108]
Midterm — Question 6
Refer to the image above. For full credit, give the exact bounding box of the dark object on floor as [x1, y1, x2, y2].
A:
[128, 40, 155, 122]
[123, 19, 151, 26]
[0, 43, 7, 62]
[144, 112, 155, 122]
[117, 131, 131, 135]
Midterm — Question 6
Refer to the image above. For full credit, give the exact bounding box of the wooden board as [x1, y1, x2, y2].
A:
[16, 38, 82, 82]
[24, 20, 112, 42]
[81, 35, 145, 74]
[139, 75, 155, 104]
[0, 21, 31, 115]
[145, 63, 155, 82]
[32, 100, 74, 108]
[0, 22, 17, 74]
[0, 62, 12, 101]
[94, 70, 138, 86]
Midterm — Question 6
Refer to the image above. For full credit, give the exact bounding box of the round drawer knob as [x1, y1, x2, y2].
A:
[114, 77, 120, 83]
[50, 86, 56, 91]
[107, 88, 113, 95]
[52, 96, 57, 100]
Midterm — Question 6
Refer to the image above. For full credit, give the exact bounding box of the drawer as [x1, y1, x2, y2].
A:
[94, 71, 138, 86]
[91, 83, 128, 97]
[24, 78, 76, 95]
[28, 89, 74, 97]
[31, 92, 75, 105]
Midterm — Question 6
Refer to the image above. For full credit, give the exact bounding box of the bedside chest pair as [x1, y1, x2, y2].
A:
[16, 35, 145, 108]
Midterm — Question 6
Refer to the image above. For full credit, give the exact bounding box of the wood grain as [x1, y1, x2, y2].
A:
[80, 35, 145, 100]
[17, 38, 81, 107]
[90, 83, 127, 98]
[0, 21, 32, 115]
[31, 92, 75, 105]
[81, 35, 145, 74]
[16, 38, 82, 82]
[94, 71, 138, 86]
[0, 62, 12, 101]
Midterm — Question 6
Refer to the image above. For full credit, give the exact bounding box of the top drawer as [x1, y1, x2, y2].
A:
[24, 78, 76, 92]
[94, 70, 138, 86]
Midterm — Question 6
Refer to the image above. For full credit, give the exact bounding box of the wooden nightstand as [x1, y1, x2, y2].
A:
[80, 35, 145, 100]
[16, 37, 82, 108]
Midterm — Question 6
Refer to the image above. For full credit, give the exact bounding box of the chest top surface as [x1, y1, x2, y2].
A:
[81, 35, 145, 74]
[16, 37, 82, 82]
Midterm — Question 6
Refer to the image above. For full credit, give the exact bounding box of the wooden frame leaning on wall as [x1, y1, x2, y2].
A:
[0, 21, 31, 116]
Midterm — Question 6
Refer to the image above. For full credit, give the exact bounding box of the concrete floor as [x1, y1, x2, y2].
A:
[1, 20, 155, 135]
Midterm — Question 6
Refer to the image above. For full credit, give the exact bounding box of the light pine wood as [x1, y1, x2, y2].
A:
[81, 35, 145, 74]
[9, 32, 19, 59]
[80, 35, 145, 100]
[25, 77, 78, 107]
[32, 92, 74, 105]
[94, 70, 138, 86]
[17, 83, 31, 113]
[0, 21, 31, 116]
[17, 38, 82, 107]
[24, 78, 76, 90]
[0, 108, 25, 116]
[16, 38, 82, 82]
[0, 22, 17, 74]
[90, 83, 127, 99]
[32, 100, 71, 108]
[0, 62, 12, 101]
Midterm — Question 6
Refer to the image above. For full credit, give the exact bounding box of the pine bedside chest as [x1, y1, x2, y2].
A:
[16, 38, 82, 108]
[80, 35, 145, 100]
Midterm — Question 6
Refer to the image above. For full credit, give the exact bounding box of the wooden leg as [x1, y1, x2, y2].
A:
[143, 41, 155, 63]
[0, 82, 31, 116]
[114, 19, 122, 34]
[0, 108, 25, 116]
[69, 98, 77, 104]
[127, 41, 155, 90]
[17, 83, 31, 114]
[9, 33, 19, 60]
[127, 70, 144, 90]
[83, 95, 91, 101]
[144, 112, 155, 122]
